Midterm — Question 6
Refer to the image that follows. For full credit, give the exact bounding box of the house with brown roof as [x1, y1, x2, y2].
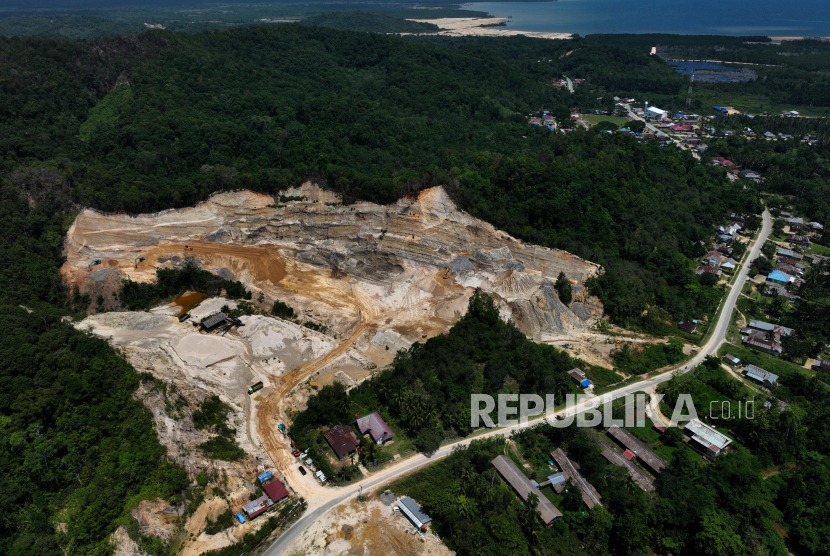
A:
[743, 336, 783, 357]
[696, 265, 722, 277]
[678, 322, 697, 334]
[323, 425, 360, 459]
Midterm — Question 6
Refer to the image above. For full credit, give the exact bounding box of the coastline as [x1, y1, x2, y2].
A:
[407, 17, 572, 40]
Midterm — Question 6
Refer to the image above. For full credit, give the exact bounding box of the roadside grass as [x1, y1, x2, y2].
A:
[625, 417, 703, 463]
[806, 243, 830, 256]
[717, 343, 814, 379]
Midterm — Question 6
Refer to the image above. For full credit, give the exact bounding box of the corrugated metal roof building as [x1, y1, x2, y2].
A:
[262, 480, 290, 504]
[492, 455, 562, 525]
[551, 448, 602, 509]
[599, 440, 655, 492]
[242, 495, 270, 519]
[201, 312, 229, 332]
[398, 497, 432, 531]
[606, 426, 669, 475]
[684, 419, 732, 457]
[323, 425, 360, 459]
[744, 364, 779, 386]
[568, 368, 591, 388]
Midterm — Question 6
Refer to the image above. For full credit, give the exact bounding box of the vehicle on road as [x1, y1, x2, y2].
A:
[298, 466, 307, 476]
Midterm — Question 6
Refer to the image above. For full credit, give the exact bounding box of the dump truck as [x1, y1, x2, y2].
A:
[178, 312, 191, 323]
[248, 381, 264, 395]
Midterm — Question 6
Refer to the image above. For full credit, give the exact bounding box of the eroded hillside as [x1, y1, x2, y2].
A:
[64, 183, 603, 342]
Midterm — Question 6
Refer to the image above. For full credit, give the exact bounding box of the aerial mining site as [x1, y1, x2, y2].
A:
[62, 183, 638, 554]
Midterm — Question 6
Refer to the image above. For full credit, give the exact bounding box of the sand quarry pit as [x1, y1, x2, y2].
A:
[283, 495, 455, 556]
[66, 183, 607, 553]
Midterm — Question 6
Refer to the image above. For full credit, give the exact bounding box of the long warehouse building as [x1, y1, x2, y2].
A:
[492, 455, 563, 525]
[551, 448, 602, 509]
[606, 425, 669, 475]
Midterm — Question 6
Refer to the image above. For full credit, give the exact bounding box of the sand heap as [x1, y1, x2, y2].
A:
[64, 184, 602, 341]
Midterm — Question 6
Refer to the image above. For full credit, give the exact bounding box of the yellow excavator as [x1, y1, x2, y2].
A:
[443, 267, 450, 279]
[184, 245, 193, 251]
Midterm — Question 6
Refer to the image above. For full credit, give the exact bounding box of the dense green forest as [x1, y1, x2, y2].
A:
[0, 25, 749, 323]
[0, 180, 191, 554]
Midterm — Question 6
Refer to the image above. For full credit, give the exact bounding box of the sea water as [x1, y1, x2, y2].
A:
[462, 0, 830, 37]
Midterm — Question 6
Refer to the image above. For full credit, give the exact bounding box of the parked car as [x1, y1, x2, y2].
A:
[298, 466, 307, 476]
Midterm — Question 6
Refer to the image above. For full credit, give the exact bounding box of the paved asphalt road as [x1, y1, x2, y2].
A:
[264, 209, 771, 555]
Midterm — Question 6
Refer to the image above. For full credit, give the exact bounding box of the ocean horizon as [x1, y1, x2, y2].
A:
[462, 0, 830, 37]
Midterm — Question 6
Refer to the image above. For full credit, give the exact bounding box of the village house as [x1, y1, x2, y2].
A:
[684, 419, 732, 457]
[355, 412, 394, 445]
[722, 353, 741, 366]
[743, 336, 783, 357]
[704, 251, 725, 267]
[696, 265, 722, 277]
[323, 424, 360, 459]
[749, 319, 795, 337]
[568, 368, 592, 388]
[744, 364, 779, 387]
[678, 321, 697, 334]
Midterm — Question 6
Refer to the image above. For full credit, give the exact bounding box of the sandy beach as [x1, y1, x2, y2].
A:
[407, 17, 572, 40]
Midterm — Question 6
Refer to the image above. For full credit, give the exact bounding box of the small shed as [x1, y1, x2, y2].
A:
[568, 368, 591, 388]
[722, 354, 741, 366]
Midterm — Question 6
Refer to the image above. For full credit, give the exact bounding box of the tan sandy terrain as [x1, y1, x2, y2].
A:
[408, 17, 572, 40]
[283, 496, 454, 556]
[66, 184, 603, 554]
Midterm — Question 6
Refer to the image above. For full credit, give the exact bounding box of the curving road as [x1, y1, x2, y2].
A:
[264, 209, 770, 555]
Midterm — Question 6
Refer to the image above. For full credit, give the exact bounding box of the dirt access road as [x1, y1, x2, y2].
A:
[263, 209, 771, 555]
[257, 281, 377, 501]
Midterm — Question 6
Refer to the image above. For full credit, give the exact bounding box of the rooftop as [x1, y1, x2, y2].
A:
[745, 364, 779, 384]
[356, 412, 394, 444]
[492, 455, 563, 524]
[685, 419, 732, 452]
[606, 425, 669, 474]
[398, 496, 431, 529]
[323, 425, 360, 459]
[262, 480, 290, 503]
[551, 448, 602, 509]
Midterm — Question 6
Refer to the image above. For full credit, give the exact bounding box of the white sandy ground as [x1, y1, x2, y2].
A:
[406, 17, 572, 40]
